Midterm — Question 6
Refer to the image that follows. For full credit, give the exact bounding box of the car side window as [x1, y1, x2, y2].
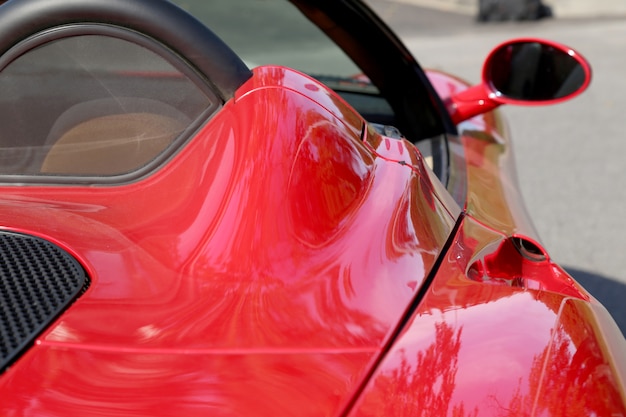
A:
[0, 33, 217, 180]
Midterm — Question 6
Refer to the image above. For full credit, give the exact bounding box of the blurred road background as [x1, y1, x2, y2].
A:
[392, 0, 626, 18]
[366, 0, 626, 333]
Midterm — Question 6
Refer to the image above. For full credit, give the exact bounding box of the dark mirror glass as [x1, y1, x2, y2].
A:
[487, 42, 586, 101]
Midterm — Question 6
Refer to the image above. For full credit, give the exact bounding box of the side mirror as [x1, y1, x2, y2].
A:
[446, 38, 592, 124]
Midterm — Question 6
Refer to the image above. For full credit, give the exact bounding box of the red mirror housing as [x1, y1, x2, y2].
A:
[446, 38, 592, 125]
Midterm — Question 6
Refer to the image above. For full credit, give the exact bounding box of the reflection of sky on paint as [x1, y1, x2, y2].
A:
[453, 292, 555, 380]
[389, 291, 558, 411]
[275, 67, 363, 133]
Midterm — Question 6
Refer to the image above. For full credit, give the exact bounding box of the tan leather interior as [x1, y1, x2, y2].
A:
[40, 112, 185, 175]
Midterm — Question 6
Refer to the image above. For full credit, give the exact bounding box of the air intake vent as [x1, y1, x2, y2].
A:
[0, 232, 89, 373]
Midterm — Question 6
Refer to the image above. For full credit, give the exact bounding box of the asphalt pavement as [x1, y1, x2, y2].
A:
[365, 0, 626, 334]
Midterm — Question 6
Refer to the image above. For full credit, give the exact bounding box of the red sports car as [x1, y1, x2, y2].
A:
[0, 0, 623, 416]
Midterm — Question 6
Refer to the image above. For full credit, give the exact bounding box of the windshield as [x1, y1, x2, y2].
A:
[172, 0, 365, 80]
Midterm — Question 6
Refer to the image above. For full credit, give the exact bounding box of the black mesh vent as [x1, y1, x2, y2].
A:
[0, 231, 89, 373]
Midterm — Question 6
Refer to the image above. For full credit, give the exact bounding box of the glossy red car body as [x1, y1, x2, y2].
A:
[0, 0, 623, 416]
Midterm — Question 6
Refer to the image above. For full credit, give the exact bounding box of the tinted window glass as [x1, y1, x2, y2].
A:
[0, 34, 215, 177]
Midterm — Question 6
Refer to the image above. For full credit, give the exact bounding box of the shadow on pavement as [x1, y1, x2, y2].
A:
[567, 267, 626, 337]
